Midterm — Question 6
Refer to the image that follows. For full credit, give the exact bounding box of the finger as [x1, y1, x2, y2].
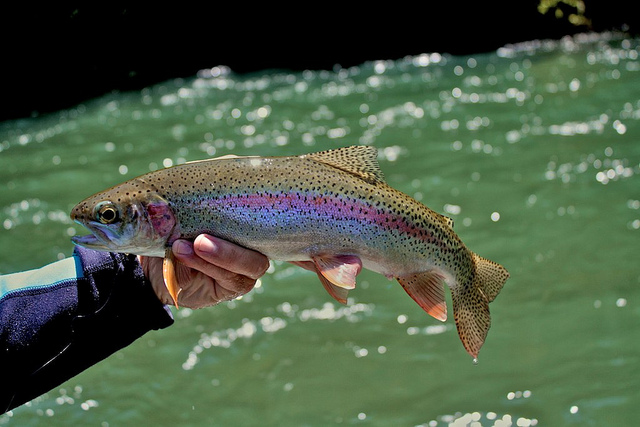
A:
[213, 274, 256, 301]
[180, 269, 254, 305]
[193, 235, 270, 280]
[171, 239, 257, 295]
[172, 239, 233, 281]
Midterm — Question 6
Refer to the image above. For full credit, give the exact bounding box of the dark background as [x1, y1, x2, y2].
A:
[1, 2, 637, 122]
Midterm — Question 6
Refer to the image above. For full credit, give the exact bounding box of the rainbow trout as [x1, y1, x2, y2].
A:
[71, 146, 509, 358]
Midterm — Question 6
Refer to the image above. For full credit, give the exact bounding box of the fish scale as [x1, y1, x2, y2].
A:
[71, 146, 509, 359]
[167, 158, 452, 268]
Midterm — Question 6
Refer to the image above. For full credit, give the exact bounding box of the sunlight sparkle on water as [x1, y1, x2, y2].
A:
[181, 302, 373, 370]
[422, 410, 538, 427]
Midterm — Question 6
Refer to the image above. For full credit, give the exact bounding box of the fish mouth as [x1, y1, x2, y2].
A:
[71, 233, 109, 249]
[71, 221, 117, 251]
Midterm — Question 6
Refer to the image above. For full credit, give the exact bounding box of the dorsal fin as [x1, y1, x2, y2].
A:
[305, 146, 385, 184]
[439, 214, 454, 228]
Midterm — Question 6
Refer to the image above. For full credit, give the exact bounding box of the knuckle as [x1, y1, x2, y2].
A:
[234, 276, 256, 296]
[217, 276, 253, 301]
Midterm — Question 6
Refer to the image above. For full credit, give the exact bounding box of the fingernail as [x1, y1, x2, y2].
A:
[195, 235, 217, 254]
[173, 240, 193, 255]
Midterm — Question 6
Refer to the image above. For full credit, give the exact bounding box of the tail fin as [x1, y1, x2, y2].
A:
[452, 253, 509, 359]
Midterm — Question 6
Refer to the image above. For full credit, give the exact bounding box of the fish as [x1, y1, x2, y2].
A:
[70, 146, 509, 359]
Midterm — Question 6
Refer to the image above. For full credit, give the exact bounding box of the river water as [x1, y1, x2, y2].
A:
[1, 33, 639, 426]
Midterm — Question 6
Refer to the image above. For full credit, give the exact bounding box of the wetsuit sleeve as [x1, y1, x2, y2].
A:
[0, 247, 174, 413]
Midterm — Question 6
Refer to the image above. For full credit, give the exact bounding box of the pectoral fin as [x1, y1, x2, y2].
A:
[397, 271, 447, 321]
[163, 248, 182, 308]
[312, 255, 362, 290]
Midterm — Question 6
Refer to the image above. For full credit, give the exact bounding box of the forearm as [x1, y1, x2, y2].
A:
[0, 247, 173, 412]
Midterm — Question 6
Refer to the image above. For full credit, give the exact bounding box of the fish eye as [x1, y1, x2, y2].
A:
[95, 202, 120, 224]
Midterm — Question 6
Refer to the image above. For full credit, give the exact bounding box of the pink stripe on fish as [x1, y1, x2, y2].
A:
[200, 192, 447, 247]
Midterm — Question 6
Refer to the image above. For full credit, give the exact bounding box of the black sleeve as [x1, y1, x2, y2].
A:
[0, 247, 174, 412]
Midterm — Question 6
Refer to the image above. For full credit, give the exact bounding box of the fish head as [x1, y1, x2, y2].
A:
[70, 179, 177, 256]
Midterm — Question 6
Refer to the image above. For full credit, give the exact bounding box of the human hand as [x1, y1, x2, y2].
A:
[139, 235, 270, 309]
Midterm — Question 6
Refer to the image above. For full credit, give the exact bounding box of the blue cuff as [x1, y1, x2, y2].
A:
[0, 256, 83, 301]
[1, 248, 173, 412]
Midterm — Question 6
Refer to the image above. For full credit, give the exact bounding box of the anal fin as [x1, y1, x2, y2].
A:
[397, 271, 447, 321]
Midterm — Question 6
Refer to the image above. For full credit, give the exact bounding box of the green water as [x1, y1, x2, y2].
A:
[1, 33, 639, 426]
